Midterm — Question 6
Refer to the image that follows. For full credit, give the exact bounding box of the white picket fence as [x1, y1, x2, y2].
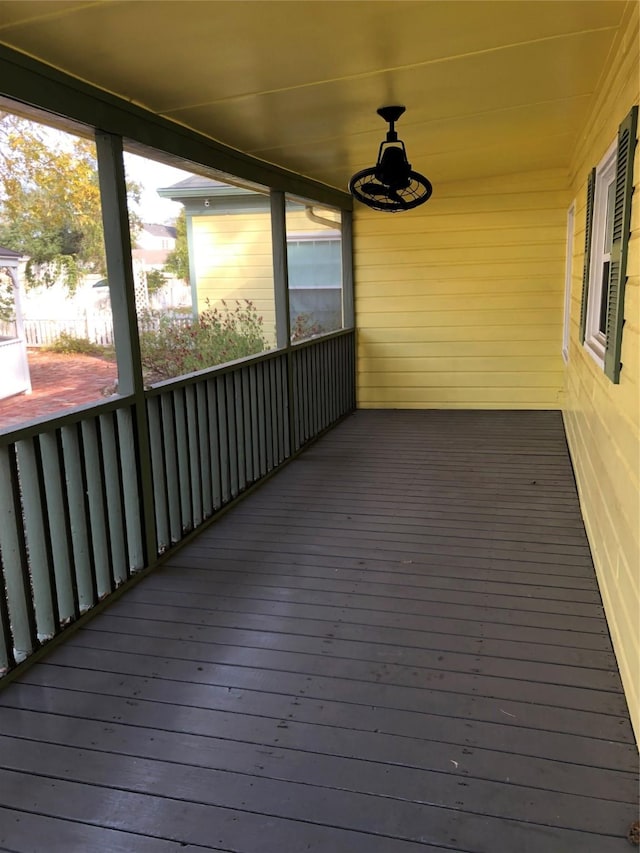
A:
[7, 318, 116, 346]
[0, 316, 192, 347]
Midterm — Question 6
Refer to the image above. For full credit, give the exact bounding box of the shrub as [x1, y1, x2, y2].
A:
[291, 313, 325, 343]
[139, 299, 268, 382]
[46, 331, 105, 356]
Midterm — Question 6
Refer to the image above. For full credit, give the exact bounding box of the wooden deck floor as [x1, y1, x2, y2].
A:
[0, 410, 637, 852]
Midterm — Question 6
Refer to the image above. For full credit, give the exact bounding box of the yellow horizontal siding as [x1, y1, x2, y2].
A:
[563, 0, 640, 744]
[191, 206, 340, 347]
[354, 169, 568, 410]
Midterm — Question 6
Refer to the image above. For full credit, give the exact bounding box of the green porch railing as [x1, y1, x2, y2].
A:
[0, 330, 355, 675]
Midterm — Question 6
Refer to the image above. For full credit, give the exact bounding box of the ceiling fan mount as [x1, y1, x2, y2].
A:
[349, 105, 432, 212]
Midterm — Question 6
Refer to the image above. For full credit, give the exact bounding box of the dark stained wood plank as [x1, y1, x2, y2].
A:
[20, 650, 633, 743]
[87, 609, 620, 670]
[0, 410, 637, 853]
[105, 587, 616, 652]
[0, 735, 633, 842]
[0, 806, 216, 853]
[81, 616, 618, 691]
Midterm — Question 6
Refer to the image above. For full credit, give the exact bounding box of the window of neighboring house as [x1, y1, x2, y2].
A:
[287, 237, 342, 290]
[580, 105, 638, 383]
[287, 234, 343, 341]
[285, 199, 343, 343]
[562, 201, 575, 363]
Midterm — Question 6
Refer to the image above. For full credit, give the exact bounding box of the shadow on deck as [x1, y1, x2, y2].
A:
[0, 410, 637, 852]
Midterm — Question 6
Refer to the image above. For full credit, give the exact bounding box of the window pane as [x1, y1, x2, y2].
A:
[603, 178, 616, 254]
[599, 260, 610, 335]
[124, 149, 276, 384]
[286, 200, 342, 342]
[0, 110, 115, 431]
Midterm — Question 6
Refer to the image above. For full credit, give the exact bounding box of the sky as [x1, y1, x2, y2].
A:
[123, 151, 191, 225]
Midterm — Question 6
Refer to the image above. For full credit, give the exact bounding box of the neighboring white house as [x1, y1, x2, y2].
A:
[131, 223, 177, 269]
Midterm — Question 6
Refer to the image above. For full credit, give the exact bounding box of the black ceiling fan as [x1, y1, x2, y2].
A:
[349, 106, 432, 212]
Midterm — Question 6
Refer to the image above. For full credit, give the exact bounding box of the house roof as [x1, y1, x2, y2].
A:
[0, 246, 21, 259]
[142, 223, 177, 238]
[0, 1, 630, 188]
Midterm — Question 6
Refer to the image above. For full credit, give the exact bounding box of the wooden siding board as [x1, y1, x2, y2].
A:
[0, 411, 637, 852]
[564, 2, 640, 741]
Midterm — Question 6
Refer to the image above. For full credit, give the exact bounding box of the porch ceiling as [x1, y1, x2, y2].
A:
[0, 0, 629, 191]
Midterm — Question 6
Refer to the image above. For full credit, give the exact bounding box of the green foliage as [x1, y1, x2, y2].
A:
[164, 209, 189, 283]
[139, 299, 267, 382]
[291, 313, 325, 343]
[45, 332, 105, 356]
[0, 111, 141, 293]
[146, 268, 167, 294]
[0, 271, 14, 323]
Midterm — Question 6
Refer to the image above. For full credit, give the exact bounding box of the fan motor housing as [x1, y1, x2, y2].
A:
[349, 106, 432, 212]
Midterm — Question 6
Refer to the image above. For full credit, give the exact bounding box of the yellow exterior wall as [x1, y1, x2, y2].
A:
[192, 212, 278, 346]
[354, 171, 569, 408]
[563, 1, 640, 743]
[191, 206, 340, 348]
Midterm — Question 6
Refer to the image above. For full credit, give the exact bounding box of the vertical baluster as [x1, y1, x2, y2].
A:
[37, 432, 79, 619]
[147, 396, 170, 554]
[0, 444, 37, 661]
[83, 418, 115, 595]
[197, 382, 212, 519]
[116, 407, 144, 572]
[185, 385, 202, 528]
[217, 376, 231, 503]
[256, 362, 267, 476]
[16, 439, 58, 638]
[293, 349, 302, 451]
[321, 340, 329, 430]
[281, 355, 290, 458]
[350, 331, 356, 409]
[174, 387, 192, 534]
[249, 365, 261, 480]
[263, 358, 274, 471]
[98, 413, 128, 586]
[269, 358, 279, 465]
[207, 379, 222, 511]
[60, 424, 97, 611]
[161, 392, 181, 544]
[328, 339, 336, 424]
[233, 371, 246, 492]
[242, 368, 254, 486]
[0, 548, 15, 671]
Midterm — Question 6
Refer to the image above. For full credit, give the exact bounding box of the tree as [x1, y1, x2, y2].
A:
[146, 268, 167, 295]
[0, 111, 141, 293]
[0, 270, 13, 322]
[164, 208, 189, 284]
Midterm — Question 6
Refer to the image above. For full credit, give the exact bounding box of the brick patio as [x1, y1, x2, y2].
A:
[0, 350, 118, 431]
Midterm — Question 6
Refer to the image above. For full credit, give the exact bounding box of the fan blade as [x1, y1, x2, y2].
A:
[360, 181, 390, 197]
[387, 189, 409, 208]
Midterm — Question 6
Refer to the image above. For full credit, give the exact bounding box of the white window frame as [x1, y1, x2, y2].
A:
[562, 201, 575, 363]
[584, 140, 617, 367]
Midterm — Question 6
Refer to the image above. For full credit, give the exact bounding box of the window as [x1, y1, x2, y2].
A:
[287, 237, 342, 290]
[285, 200, 343, 342]
[580, 106, 638, 382]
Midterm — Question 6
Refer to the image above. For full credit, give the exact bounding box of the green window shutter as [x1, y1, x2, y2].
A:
[579, 168, 596, 344]
[604, 105, 638, 383]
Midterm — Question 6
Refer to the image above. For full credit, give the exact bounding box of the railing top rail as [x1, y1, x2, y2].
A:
[143, 346, 287, 398]
[291, 327, 354, 352]
[0, 328, 356, 442]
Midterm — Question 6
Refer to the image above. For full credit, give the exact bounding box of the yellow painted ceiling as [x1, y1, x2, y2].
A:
[0, 0, 630, 190]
